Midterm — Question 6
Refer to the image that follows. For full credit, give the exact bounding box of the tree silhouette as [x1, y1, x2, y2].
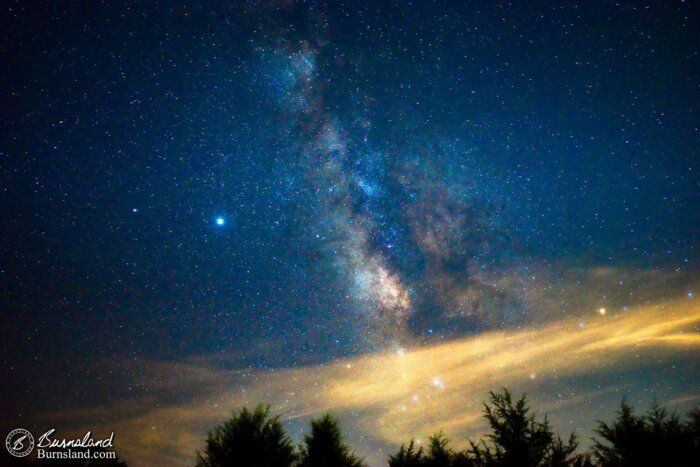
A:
[389, 439, 426, 467]
[193, 393, 700, 467]
[297, 413, 365, 467]
[426, 432, 477, 467]
[593, 399, 698, 467]
[388, 433, 477, 467]
[689, 407, 700, 457]
[195, 404, 297, 467]
[545, 434, 591, 467]
[389, 389, 590, 467]
[425, 432, 453, 467]
[469, 389, 590, 467]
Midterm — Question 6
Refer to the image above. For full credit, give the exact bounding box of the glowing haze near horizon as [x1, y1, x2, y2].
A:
[1, 2, 699, 466]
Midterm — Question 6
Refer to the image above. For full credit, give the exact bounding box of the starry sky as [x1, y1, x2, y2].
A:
[1, 1, 699, 466]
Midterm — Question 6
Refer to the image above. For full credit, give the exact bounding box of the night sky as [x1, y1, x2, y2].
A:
[1, 1, 699, 465]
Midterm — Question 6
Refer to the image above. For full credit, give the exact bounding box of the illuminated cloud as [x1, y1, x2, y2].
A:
[42, 286, 700, 466]
[4, 6, 698, 467]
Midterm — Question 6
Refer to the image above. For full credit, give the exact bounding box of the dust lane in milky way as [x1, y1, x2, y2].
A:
[1, 2, 698, 466]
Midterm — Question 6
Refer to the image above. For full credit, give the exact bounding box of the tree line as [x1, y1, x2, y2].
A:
[4, 388, 698, 466]
[195, 388, 700, 467]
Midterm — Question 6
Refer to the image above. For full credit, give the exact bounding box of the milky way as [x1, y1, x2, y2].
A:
[253, 29, 528, 347]
[1, 2, 698, 466]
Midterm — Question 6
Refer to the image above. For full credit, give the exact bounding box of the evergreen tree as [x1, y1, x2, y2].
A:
[544, 434, 591, 467]
[298, 413, 365, 467]
[470, 389, 589, 467]
[689, 407, 700, 457]
[388, 434, 476, 467]
[593, 399, 697, 467]
[424, 432, 476, 467]
[389, 389, 590, 467]
[389, 440, 426, 467]
[425, 432, 454, 467]
[195, 404, 296, 467]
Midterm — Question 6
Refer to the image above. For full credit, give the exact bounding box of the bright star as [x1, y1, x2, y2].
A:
[216, 217, 225, 226]
[431, 377, 445, 389]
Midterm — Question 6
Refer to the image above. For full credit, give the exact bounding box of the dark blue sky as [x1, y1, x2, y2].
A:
[1, 2, 698, 459]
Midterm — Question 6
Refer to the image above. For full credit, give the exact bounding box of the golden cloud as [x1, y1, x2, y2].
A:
[40, 287, 700, 466]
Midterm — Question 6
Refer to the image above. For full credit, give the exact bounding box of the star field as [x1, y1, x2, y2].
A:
[1, 1, 699, 466]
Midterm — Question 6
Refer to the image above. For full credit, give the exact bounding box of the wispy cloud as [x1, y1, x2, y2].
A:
[42, 283, 700, 466]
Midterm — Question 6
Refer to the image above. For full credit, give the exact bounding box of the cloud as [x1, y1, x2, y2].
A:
[40, 282, 700, 466]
